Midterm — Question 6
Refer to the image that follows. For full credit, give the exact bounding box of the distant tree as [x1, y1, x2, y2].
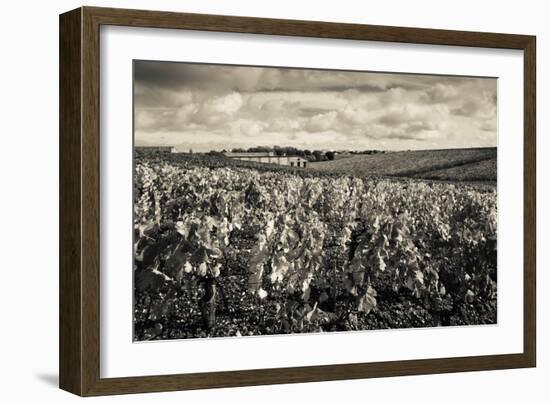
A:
[282, 146, 297, 156]
[313, 150, 327, 161]
[248, 146, 272, 153]
[303, 149, 312, 156]
[326, 151, 336, 161]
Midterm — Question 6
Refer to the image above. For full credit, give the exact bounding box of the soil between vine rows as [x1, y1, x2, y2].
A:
[134, 228, 496, 341]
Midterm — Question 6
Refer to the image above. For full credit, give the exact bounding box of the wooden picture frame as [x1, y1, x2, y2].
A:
[59, 6, 536, 396]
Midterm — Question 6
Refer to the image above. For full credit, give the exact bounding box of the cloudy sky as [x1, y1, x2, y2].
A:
[134, 61, 497, 152]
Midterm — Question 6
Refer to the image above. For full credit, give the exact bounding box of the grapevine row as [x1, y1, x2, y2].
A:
[134, 156, 497, 333]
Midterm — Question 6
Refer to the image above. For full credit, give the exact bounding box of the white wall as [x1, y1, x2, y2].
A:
[0, 0, 546, 402]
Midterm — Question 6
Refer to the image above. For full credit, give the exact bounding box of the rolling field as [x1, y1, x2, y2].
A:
[311, 147, 497, 182]
[414, 158, 497, 182]
[134, 153, 497, 340]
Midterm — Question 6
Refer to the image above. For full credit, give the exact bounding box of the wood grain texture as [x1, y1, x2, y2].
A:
[81, 6, 102, 396]
[523, 38, 536, 367]
[86, 6, 532, 49]
[59, 8, 83, 396]
[59, 6, 537, 396]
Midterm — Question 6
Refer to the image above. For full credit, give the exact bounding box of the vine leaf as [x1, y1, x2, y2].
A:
[357, 285, 377, 314]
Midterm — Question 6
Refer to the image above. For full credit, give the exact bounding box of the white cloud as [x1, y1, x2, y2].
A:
[134, 61, 497, 151]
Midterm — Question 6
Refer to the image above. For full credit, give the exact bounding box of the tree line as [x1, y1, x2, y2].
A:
[207, 146, 385, 162]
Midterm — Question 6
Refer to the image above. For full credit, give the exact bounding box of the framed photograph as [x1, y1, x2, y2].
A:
[59, 6, 536, 396]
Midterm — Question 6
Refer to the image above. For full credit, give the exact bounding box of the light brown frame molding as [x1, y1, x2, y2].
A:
[59, 6, 536, 396]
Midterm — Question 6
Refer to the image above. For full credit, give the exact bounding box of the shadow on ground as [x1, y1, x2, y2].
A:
[35, 373, 58, 388]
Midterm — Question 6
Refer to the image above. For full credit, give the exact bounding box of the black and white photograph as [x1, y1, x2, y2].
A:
[133, 61, 498, 341]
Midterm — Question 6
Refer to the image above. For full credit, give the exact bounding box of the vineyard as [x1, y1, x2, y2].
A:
[312, 147, 497, 182]
[133, 153, 497, 341]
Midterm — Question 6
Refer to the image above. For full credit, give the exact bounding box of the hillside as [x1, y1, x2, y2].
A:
[311, 147, 497, 182]
[414, 158, 497, 182]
